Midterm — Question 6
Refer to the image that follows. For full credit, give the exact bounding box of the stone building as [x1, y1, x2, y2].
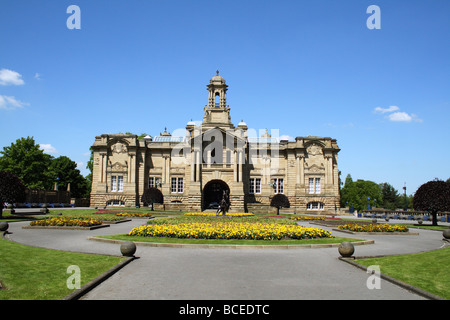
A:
[90, 72, 341, 213]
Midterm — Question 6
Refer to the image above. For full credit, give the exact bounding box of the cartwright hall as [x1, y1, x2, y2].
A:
[90, 72, 341, 213]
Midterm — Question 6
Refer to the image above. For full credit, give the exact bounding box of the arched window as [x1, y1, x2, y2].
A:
[215, 93, 220, 107]
[107, 200, 125, 207]
[307, 202, 324, 210]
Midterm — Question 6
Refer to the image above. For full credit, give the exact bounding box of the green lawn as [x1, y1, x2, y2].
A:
[356, 247, 450, 300]
[0, 238, 125, 300]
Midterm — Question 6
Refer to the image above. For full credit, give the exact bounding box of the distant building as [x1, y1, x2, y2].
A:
[90, 72, 341, 213]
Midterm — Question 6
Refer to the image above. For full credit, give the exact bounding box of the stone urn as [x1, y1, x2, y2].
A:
[443, 229, 450, 240]
[120, 241, 137, 257]
[418, 219, 423, 225]
[372, 218, 377, 224]
[338, 242, 355, 258]
[0, 222, 9, 232]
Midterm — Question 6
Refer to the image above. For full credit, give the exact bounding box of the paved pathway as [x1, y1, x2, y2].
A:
[5, 217, 448, 300]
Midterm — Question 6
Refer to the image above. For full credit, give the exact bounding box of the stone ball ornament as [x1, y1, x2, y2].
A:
[0, 222, 9, 232]
[120, 241, 137, 257]
[443, 229, 450, 240]
[338, 241, 355, 258]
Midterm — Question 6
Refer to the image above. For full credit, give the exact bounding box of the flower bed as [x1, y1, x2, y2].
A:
[290, 216, 326, 221]
[30, 217, 103, 227]
[184, 212, 254, 217]
[115, 212, 153, 218]
[128, 221, 332, 240]
[338, 223, 409, 233]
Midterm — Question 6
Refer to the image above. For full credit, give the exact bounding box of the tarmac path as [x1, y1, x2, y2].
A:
[5, 217, 448, 300]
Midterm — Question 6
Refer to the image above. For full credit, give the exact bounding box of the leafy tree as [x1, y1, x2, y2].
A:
[413, 179, 450, 226]
[379, 182, 402, 210]
[0, 137, 53, 189]
[340, 178, 382, 212]
[48, 156, 88, 198]
[270, 194, 290, 215]
[0, 171, 26, 218]
[141, 187, 163, 210]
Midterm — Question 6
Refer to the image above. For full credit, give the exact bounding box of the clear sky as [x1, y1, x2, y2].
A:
[0, 0, 449, 195]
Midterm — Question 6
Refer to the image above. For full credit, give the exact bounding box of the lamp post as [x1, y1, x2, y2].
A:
[367, 197, 371, 210]
[403, 182, 407, 212]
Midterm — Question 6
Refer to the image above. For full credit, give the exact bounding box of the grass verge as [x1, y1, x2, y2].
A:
[0, 238, 125, 300]
[356, 247, 450, 300]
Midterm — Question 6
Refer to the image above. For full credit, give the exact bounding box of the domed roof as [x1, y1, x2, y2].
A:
[210, 70, 225, 83]
[187, 119, 195, 126]
[238, 120, 247, 127]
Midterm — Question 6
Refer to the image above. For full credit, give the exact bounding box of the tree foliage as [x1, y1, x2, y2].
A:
[0, 137, 89, 198]
[0, 171, 26, 217]
[270, 194, 290, 215]
[141, 187, 164, 209]
[340, 176, 383, 212]
[413, 179, 450, 226]
[0, 137, 53, 189]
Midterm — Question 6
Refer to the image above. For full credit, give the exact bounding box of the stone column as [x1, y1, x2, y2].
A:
[238, 150, 243, 182]
[190, 150, 195, 182]
[233, 150, 237, 182]
[196, 151, 201, 182]
[100, 152, 107, 183]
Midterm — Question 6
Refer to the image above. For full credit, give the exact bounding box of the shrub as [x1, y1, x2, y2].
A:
[413, 180, 450, 226]
[270, 194, 290, 215]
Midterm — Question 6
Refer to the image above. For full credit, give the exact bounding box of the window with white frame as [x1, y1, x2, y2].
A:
[148, 177, 161, 188]
[308, 177, 321, 194]
[274, 178, 284, 194]
[111, 176, 123, 192]
[171, 177, 184, 193]
[307, 202, 324, 210]
[249, 178, 261, 194]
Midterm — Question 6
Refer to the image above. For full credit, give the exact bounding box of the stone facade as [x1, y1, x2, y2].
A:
[90, 72, 341, 214]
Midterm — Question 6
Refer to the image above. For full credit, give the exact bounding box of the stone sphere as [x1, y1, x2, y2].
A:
[418, 219, 423, 225]
[6, 204, 13, 209]
[372, 218, 377, 224]
[338, 241, 355, 257]
[0, 222, 9, 232]
[120, 241, 136, 257]
[443, 229, 450, 240]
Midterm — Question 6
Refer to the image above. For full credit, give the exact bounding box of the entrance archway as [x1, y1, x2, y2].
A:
[202, 179, 230, 211]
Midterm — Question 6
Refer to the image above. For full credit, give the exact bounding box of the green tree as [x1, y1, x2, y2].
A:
[0, 137, 53, 189]
[379, 182, 401, 210]
[0, 171, 26, 218]
[340, 178, 382, 212]
[48, 156, 88, 198]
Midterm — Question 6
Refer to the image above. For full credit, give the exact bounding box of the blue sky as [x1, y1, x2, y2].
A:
[0, 0, 449, 195]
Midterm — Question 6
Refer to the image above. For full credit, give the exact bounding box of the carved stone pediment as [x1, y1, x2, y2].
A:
[305, 163, 325, 173]
[110, 161, 128, 172]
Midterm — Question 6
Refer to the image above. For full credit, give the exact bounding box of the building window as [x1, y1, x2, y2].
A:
[249, 178, 261, 194]
[171, 177, 183, 193]
[309, 177, 321, 194]
[273, 178, 283, 194]
[149, 177, 161, 188]
[111, 176, 123, 192]
[107, 200, 125, 207]
[307, 202, 324, 210]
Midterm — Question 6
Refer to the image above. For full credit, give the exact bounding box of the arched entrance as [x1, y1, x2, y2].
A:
[202, 179, 230, 211]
